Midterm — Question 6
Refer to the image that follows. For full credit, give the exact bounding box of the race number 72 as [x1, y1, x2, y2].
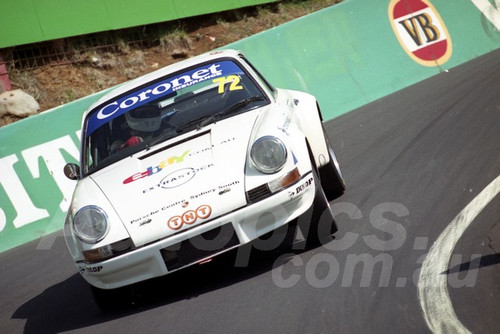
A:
[213, 75, 243, 94]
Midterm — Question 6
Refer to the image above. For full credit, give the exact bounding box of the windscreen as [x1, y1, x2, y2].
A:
[82, 59, 268, 175]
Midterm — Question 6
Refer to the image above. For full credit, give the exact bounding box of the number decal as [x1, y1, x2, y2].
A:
[213, 77, 225, 94]
[227, 75, 243, 92]
[213, 76, 243, 94]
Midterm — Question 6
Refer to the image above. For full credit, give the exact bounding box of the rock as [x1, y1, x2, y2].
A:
[171, 49, 189, 59]
[0, 89, 40, 117]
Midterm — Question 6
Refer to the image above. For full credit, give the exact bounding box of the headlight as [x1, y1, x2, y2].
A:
[250, 136, 287, 174]
[73, 206, 109, 244]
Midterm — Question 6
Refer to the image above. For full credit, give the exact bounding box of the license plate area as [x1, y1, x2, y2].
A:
[160, 223, 239, 271]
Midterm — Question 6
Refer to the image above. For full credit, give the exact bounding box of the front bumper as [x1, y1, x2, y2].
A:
[78, 172, 315, 289]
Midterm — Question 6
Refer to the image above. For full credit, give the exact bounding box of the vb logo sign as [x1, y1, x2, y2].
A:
[167, 204, 212, 230]
[389, 0, 452, 66]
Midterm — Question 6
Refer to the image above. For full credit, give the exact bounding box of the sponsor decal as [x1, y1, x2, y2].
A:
[130, 209, 160, 224]
[123, 150, 190, 184]
[218, 180, 239, 195]
[278, 116, 292, 135]
[87, 265, 103, 273]
[218, 137, 236, 145]
[86, 61, 244, 136]
[219, 188, 231, 195]
[161, 200, 187, 210]
[296, 177, 313, 194]
[185, 137, 236, 158]
[139, 219, 152, 226]
[190, 188, 216, 199]
[288, 177, 313, 199]
[126, 137, 234, 186]
[389, 0, 452, 66]
[142, 163, 214, 193]
[157, 167, 196, 189]
[167, 204, 212, 230]
[130, 200, 191, 224]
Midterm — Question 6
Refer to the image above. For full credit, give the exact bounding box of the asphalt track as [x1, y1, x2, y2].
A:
[1, 48, 499, 333]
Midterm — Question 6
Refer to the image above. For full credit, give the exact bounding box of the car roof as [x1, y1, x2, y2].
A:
[83, 49, 243, 119]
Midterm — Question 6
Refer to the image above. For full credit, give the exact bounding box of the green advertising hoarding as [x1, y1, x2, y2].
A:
[0, 0, 278, 48]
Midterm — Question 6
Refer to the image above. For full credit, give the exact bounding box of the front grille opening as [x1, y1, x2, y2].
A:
[246, 183, 272, 203]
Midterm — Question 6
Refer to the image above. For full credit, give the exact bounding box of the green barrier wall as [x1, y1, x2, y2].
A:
[0, 0, 278, 48]
[231, 0, 500, 119]
[0, 0, 499, 252]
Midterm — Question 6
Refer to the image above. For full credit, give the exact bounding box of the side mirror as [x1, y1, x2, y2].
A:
[64, 163, 80, 180]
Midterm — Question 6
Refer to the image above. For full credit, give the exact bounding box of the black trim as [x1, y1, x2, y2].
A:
[139, 129, 210, 160]
[246, 184, 272, 203]
[161, 223, 239, 271]
[245, 171, 313, 204]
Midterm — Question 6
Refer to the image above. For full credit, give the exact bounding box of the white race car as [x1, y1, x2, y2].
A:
[64, 49, 344, 308]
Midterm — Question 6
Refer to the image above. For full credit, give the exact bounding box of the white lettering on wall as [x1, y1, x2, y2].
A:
[471, 0, 500, 30]
[0, 154, 49, 229]
[21, 135, 80, 211]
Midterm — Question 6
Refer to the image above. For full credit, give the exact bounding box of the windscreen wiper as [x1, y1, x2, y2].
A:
[197, 95, 267, 128]
[174, 95, 267, 134]
[223, 95, 266, 114]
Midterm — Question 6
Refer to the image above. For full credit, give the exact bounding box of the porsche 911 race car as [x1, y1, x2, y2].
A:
[63, 49, 345, 308]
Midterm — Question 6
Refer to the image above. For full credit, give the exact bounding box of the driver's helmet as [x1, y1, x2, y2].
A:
[125, 105, 161, 132]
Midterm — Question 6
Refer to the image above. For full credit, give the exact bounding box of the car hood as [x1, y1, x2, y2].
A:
[90, 111, 259, 246]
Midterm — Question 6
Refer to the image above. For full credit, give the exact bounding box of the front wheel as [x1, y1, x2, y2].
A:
[318, 130, 345, 201]
[298, 168, 338, 247]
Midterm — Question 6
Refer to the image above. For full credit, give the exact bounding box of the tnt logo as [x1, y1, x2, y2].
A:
[167, 204, 212, 230]
[389, 0, 452, 66]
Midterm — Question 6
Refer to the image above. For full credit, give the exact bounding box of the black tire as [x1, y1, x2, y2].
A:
[90, 284, 135, 311]
[298, 168, 338, 247]
[318, 128, 345, 201]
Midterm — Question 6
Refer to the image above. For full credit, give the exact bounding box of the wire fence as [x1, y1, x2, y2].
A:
[0, 26, 161, 74]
